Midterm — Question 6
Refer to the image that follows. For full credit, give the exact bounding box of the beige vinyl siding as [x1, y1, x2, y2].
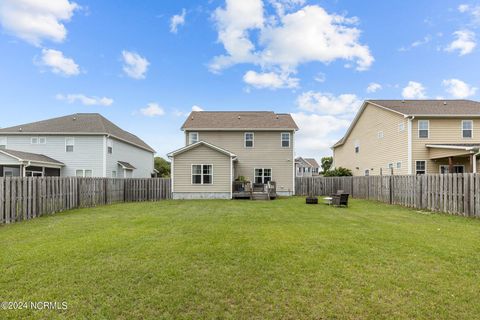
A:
[173, 144, 231, 193]
[412, 118, 480, 173]
[333, 103, 408, 176]
[186, 130, 295, 194]
[429, 148, 472, 159]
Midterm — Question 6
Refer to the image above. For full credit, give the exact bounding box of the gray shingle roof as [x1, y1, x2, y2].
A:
[304, 158, 320, 167]
[0, 149, 63, 165]
[181, 111, 299, 130]
[369, 100, 480, 115]
[0, 113, 155, 152]
[117, 161, 136, 170]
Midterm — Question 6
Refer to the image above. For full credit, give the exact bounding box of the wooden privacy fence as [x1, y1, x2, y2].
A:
[296, 174, 480, 218]
[0, 177, 171, 225]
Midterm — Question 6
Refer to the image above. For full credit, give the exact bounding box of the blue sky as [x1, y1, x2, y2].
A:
[0, 0, 479, 160]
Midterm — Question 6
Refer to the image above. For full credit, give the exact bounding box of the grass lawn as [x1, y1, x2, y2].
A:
[1, 198, 480, 319]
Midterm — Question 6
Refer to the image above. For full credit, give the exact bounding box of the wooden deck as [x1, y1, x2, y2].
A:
[232, 181, 276, 200]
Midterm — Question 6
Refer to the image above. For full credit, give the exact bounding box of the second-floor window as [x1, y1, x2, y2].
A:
[418, 120, 429, 138]
[354, 140, 360, 153]
[107, 139, 113, 154]
[377, 131, 384, 139]
[65, 137, 74, 152]
[462, 120, 473, 138]
[0, 136, 6, 149]
[245, 132, 254, 148]
[31, 136, 46, 144]
[281, 132, 290, 148]
[188, 132, 199, 144]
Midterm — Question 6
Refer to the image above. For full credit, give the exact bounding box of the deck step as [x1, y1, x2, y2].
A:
[251, 192, 270, 200]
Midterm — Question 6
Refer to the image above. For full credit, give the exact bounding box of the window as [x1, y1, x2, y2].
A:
[281, 132, 290, 148]
[416, 161, 426, 175]
[31, 136, 46, 144]
[398, 122, 405, 132]
[188, 132, 199, 144]
[76, 169, 93, 177]
[418, 120, 429, 138]
[254, 168, 272, 184]
[107, 139, 113, 154]
[192, 164, 212, 184]
[396, 161, 402, 169]
[245, 132, 254, 148]
[462, 120, 473, 138]
[0, 136, 6, 149]
[440, 165, 464, 174]
[31, 137, 38, 144]
[112, 171, 117, 178]
[388, 163, 393, 169]
[354, 140, 360, 153]
[65, 137, 74, 152]
[377, 131, 384, 139]
[364, 169, 370, 176]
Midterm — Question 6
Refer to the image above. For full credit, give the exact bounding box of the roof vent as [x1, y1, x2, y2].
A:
[401, 100, 405, 103]
[18, 128, 22, 132]
[276, 115, 279, 119]
[238, 115, 241, 119]
[443, 101, 447, 105]
[73, 117, 77, 121]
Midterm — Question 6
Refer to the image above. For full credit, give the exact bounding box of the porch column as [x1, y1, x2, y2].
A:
[470, 154, 474, 173]
[448, 157, 454, 173]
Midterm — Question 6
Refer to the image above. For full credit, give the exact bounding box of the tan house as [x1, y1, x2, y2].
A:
[332, 100, 480, 176]
[168, 111, 298, 199]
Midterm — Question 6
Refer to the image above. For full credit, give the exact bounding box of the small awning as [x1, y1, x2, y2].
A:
[0, 149, 64, 168]
[118, 161, 136, 170]
[426, 144, 479, 159]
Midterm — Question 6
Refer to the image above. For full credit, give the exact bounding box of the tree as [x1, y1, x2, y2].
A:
[323, 167, 352, 177]
[154, 157, 171, 177]
[321, 156, 333, 174]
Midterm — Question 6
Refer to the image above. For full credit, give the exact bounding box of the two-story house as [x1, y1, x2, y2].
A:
[295, 157, 320, 177]
[167, 111, 298, 199]
[0, 113, 155, 178]
[333, 100, 480, 176]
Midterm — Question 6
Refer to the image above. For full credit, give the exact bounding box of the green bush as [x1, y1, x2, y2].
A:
[323, 167, 353, 177]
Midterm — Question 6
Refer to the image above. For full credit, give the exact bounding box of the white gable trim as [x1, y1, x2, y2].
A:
[167, 141, 237, 158]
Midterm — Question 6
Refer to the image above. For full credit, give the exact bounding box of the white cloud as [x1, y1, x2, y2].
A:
[296, 91, 362, 115]
[314, 72, 326, 83]
[366, 82, 382, 93]
[0, 0, 79, 46]
[56, 94, 113, 106]
[39, 48, 80, 76]
[243, 70, 299, 89]
[170, 8, 186, 33]
[292, 112, 350, 156]
[459, 4, 470, 13]
[445, 30, 476, 56]
[458, 4, 480, 24]
[192, 105, 204, 111]
[402, 81, 427, 99]
[210, 1, 373, 81]
[121, 50, 149, 79]
[140, 103, 165, 117]
[442, 78, 477, 98]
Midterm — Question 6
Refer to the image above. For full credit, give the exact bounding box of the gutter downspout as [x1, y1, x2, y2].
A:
[473, 149, 480, 173]
[406, 116, 415, 175]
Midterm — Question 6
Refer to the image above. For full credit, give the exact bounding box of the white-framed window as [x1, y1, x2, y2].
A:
[245, 132, 254, 148]
[439, 165, 465, 174]
[31, 136, 46, 144]
[107, 139, 113, 154]
[377, 131, 384, 139]
[418, 120, 429, 138]
[254, 168, 272, 184]
[112, 171, 117, 178]
[364, 169, 370, 176]
[281, 132, 290, 148]
[188, 132, 199, 144]
[388, 163, 393, 169]
[76, 169, 93, 177]
[462, 120, 473, 138]
[415, 160, 426, 175]
[65, 137, 74, 152]
[192, 164, 212, 184]
[396, 161, 402, 169]
[354, 140, 360, 153]
[398, 122, 405, 132]
[0, 136, 6, 149]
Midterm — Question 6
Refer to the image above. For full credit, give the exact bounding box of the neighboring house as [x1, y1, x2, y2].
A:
[0, 113, 155, 178]
[168, 111, 298, 199]
[295, 157, 320, 177]
[332, 100, 480, 176]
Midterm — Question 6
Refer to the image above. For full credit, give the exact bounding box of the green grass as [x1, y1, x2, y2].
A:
[1, 198, 480, 319]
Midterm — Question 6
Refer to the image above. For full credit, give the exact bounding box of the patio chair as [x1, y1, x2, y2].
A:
[331, 193, 349, 207]
[330, 189, 344, 197]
